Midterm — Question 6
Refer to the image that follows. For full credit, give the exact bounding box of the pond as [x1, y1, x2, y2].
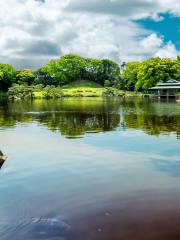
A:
[0, 97, 180, 240]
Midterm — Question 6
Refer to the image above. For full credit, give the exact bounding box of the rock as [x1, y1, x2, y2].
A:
[0, 155, 7, 161]
[0, 151, 7, 168]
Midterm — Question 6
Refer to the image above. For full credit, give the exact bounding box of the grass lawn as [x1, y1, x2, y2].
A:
[32, 80, 147, 99]
[33, 80, 105, 98]
[62, 80, 104, 97]
[63, 80, 102, 88]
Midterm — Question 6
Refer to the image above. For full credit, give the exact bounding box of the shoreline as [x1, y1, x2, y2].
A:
[2, 87, 153, 100]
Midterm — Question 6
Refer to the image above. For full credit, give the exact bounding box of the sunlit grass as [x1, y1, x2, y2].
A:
[32, 80, 146, 99]
[63, 80, 102, 88]
[62, 87, 104, 97]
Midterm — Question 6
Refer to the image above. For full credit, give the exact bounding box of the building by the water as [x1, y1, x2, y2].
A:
[149, 79, 180, 99]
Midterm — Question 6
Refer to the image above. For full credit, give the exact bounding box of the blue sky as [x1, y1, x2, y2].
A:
[137, 13, 180, 51]
[0, 0, 179, 69]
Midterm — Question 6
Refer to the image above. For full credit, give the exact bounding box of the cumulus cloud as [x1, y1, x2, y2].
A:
[155, 42, 179, 58]
[65, 0, 180, 19]
[140, 33, 163, 50]
[19, 40, 62, 57]
[0, 0, 179, 69]
[65, 0, 158, 20]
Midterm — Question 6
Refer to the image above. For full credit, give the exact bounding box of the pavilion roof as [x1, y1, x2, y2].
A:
[149, 79, 180, 90]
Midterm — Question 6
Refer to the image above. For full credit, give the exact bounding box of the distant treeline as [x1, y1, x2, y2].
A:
[0, 54, 179, 92]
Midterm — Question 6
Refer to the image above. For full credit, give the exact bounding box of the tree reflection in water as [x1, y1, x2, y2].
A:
[0, 98, 180, 139]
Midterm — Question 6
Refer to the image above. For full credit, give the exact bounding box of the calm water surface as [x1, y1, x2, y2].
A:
[0, 98, 180, 240]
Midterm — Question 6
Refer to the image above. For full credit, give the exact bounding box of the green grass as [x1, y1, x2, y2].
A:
[31, 81, 151, 99]
[33, 88, 104, 98]
[32, 89, 147, 99]
[62, 87, 104, 97]
[33, 80, 104, 98]
[62, 81, 104, 97]
[63, 80, 102, 88]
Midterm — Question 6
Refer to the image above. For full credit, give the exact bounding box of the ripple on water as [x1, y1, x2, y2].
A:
[0, 217, 70, 240]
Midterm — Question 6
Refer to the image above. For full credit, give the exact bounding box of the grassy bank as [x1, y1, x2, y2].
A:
[7, 81, 151, 100]
[33, 88, 147, 99]
[33, 81, 104, 98]
[33, 87, 105, 98]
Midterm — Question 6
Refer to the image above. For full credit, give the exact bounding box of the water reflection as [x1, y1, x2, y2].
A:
[0, 98, 180, 138]
[123, 100, 180, 138]
[0, 217, 70, 240]
[0, 98, 180, 240]
[151, 158, 180, 177]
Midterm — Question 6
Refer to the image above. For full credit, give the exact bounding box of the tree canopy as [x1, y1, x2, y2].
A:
[135, 57, 180, 91]
[0, 54, 179, 94]
[0, 64, 16, 91]
[36, 54, 121, 87]
[16, 69, 35, 85]
[121, 62, 141, 91]
[120, 57, 180, 92]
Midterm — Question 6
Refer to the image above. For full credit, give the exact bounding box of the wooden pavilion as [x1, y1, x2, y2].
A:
[149, 79, 180, 99]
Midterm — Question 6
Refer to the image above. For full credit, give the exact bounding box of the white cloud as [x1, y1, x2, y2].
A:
[66, 0, 180, 19]
[150, 13, 164, 22]
[155, 42, 179, 58]
[140, 33, 163, 50]
[0, 0, 179, 69]
[158, 0, 180, 17]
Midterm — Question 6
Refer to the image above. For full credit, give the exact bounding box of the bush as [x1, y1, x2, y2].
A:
[43, 85, 63, 98]
[104, 80, 111, 87]
[7, 84, 33, 99]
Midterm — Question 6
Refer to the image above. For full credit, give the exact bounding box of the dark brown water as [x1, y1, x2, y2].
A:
[0, 98, 180, 240]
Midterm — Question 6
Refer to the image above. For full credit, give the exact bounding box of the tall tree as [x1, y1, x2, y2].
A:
[101, 59, 121, 86]
[135, 58, 180, 91]
[16, 69, 35, 85]
[121, 62, 141, 91]
[0, 64, 16, 91]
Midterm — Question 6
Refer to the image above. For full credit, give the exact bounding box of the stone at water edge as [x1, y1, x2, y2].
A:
[0, 150, 7, 161]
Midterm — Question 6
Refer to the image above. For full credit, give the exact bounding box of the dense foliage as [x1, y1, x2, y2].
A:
[135, 57, 180, 91]
[122, 57, 180, 91]
[121, 62, 141, 91]
[36, 54, 120, 87]
[0, 64, 16, 91]
[0, 54, 179, 96]
[16, 70, 35, 85]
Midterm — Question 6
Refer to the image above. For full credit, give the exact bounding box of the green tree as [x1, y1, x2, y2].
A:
[135, 58, 180, 91]
[101, 59, 121, 86]
[16, 69, 35, 85]
[121, 62, 141, 91]
[37, 54, 86, 86]
[0, 64, 16, 91]
[36, 55, 121, 87]
[82, 58, 103, 84]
